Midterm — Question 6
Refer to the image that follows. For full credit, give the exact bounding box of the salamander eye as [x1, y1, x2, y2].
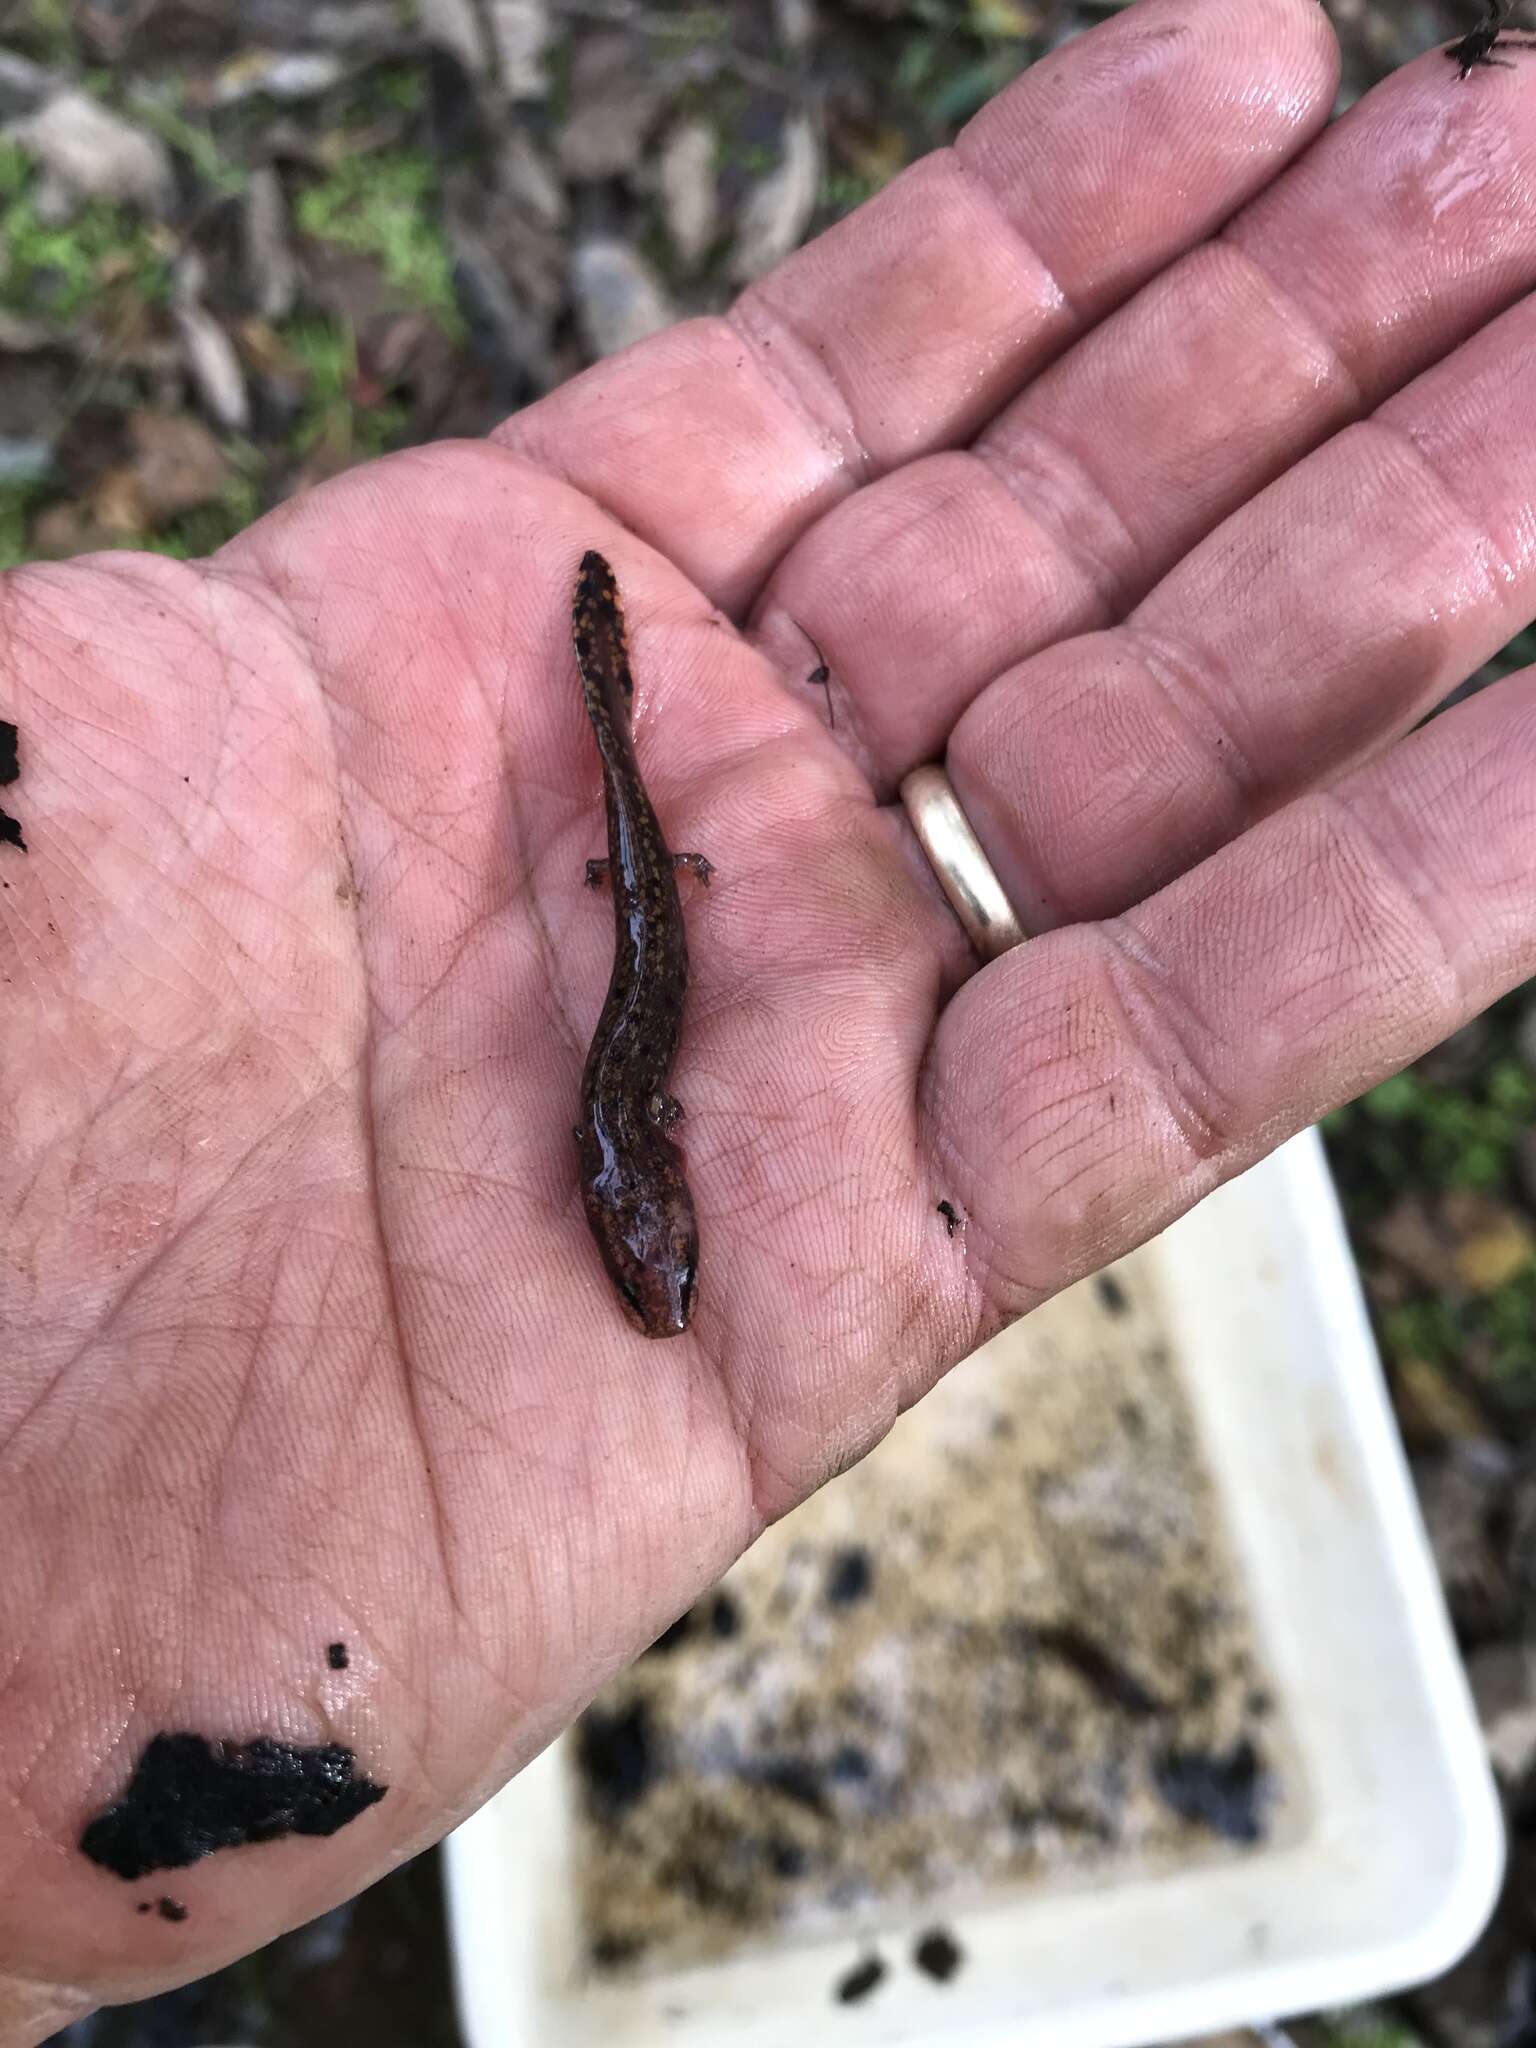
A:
[678, 1264, 696, 1321]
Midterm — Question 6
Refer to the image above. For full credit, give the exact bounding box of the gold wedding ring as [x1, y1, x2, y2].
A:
[899, 764, 1027, 961]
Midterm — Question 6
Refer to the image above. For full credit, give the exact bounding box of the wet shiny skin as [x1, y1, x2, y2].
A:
[573, 551, 711, 1338]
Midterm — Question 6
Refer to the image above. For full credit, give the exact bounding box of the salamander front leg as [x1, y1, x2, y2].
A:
[649, 1093, 685, 1131]
[585, 853, 715, 889]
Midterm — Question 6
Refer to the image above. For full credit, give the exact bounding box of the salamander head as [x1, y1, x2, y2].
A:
[581, 1146, 699, 1339]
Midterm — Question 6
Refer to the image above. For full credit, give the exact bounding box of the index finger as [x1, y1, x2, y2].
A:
[494, 0, 1338, 613]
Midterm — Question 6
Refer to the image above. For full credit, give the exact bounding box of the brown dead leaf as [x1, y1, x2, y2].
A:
[570, 238, 676, 361]
[8, 90, 174, 212]
[1415, 1442, 1515, 1641]
[1393, 1355, 1490, 1450]
[834, 119, 909, 190]
[281, 433, 360, 502]
[242, 167, 300, 323]
[558, 34, 664, 182]
[969, 0, 1041, 35]
[729, 113, 821, 283]
[1370, 1194, 1459, 1294]
[126, 411, 230, 520]
[1456, 1218, 1536, 1294]
[1467, 1641, 1536, 1782]
[234, 317, 302, 379]
[212, 50, 350, 107]
[1444, 1191, 1536, 1295]
[30, 499, 128, 559]
[419, 0, 550, 96]
[658, 120, 718, 273]
[90, 465, 151, 535]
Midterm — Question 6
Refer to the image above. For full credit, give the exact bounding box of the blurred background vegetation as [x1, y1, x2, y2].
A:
[8, 1, 1533, 2044]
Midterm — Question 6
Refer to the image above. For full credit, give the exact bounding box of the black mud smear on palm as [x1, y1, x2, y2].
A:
[81, 1732, 388, 1881]
[0, 719, 22, 851]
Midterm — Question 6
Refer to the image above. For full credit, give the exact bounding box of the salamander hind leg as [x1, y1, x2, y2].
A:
[585, 858, 610, 889]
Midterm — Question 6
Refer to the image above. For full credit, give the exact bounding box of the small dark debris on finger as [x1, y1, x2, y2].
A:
[134, 1895, 189, 1920]
[327, 1641, 349, 1670]
[937, 1200, 964, 1237]
[791, 620, 834, 729]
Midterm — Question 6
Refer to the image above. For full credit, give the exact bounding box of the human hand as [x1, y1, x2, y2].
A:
[4, 0, 1535, 2031]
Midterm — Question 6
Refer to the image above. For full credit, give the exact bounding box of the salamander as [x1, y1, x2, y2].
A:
[572, 550, 712, 1338]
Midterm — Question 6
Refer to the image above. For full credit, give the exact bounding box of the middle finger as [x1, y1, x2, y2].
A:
[759, 46, 1536, 788]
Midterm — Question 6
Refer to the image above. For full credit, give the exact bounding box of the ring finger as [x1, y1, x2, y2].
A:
[948, 286, 1536, 931]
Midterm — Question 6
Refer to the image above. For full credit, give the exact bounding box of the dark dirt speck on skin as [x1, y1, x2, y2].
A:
[835, 1955, 886, 2005]
[913, 1928, 964, 1982]
[80, 1732, 388, 1881]
[327, 1642, 349, 1670]
[156, 1897, 188, 1922]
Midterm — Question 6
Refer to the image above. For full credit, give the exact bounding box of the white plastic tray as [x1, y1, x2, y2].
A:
[444, 1130, 1502, 2048]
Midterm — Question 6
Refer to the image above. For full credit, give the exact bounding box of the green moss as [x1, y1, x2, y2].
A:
[1485, 1263, 1536, 1397]
[816, 169, 884, 220]
[725, 138, 778, 178]
[1322, 2019, 1427, 2048]
[896, 34, 942, 95]
[1327, 1046, 1536, 1197]
[11, 0, 78, 64]
[371, 64, 425, 113]
[923, 46, 1029, 123]
[1326, 986, 1536, 1412]
[142, 472, 263, 559]
[0, 140, 171, 322]
[648, 7, 731, 53]
[1380, 1297, 1460, 1369]
[280, 313, 408, 463]
[126, 91, 245, 195]
[294, 152, 463, 335]
[0, 482, 44, 570]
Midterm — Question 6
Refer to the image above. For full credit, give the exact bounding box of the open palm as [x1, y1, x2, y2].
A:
[6, 0, 1536, 2033]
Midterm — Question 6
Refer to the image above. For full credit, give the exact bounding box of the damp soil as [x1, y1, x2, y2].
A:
[571, 1250, 1281, 1973]
[81, 1733, 388, 1882]
[0, 717, 23, 850]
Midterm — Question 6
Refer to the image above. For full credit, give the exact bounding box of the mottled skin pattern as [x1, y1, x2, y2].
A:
[573, 550, 712, 1338]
